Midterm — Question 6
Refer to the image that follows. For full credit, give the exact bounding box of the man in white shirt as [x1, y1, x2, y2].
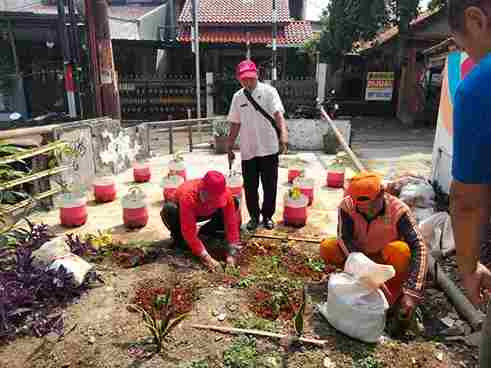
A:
[227, 60, 288, 230]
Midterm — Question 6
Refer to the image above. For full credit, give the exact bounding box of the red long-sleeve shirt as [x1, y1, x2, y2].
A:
[175, 179, 240, 256]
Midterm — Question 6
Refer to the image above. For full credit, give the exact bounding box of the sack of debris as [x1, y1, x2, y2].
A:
[318, 253, 395, 343]
[32, 237, 93, 286]
[419, 212, 455, 257]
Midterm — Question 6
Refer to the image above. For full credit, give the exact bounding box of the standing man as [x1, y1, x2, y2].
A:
[227, 60, 288, 231]
[448, 1, 491, 366]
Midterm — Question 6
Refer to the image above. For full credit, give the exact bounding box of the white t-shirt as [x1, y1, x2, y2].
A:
[227, 82, 285, 161]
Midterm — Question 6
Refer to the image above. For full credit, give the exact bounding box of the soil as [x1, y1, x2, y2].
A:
[0, 237, 480, 368]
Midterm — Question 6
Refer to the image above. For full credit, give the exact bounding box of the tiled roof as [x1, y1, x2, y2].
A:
[357, 9, 444, 51]
[177, 21, 313, 46]
[178, 0, 290, 24]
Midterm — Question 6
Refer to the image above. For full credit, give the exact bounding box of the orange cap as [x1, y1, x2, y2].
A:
[347, 172, 382, 204]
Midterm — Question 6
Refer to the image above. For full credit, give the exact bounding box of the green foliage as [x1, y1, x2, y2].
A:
[428, 0, 447, 10]
[179, 361, 211, 368]
[130, 288, 188, 352]
[223, 336, 258, 368]
[235, 275, 257, 289]
[233, 314, 278, 332]
[318, 0, 420, 66]
[354, 356, 381, 368]
[306, 258, 326, 273]
[293, 287, 307, 336]
[213, 120, 230, 137]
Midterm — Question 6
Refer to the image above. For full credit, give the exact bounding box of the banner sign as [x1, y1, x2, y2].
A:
[365, 72, 395, 101]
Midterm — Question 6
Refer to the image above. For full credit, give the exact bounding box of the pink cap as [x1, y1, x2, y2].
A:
[236, 60, 258, 81]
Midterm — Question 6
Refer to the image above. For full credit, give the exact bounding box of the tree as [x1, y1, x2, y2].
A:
[318, 0, 387, 68]
[428, 0, 447, 11]
[317, 0, 421, 69]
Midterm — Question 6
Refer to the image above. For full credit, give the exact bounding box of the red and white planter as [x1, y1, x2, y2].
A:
[169, 160, 187, 181]
[60, 194, 88, 228]
[283, 194, 309, 227]
[288, 168, 302, 184]
[133, 163, 151, 183]
[327, 170, 345, 189]
[161, 175, 184, 202]
[93, 177, 117, 203]
[122, 187, 149, 229]
[294, 177, 315, 206]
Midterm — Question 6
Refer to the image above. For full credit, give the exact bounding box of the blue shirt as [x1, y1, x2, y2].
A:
[453, 53, 491, 184]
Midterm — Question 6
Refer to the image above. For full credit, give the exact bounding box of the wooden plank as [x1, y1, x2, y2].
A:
[0, 188, 61, 214]
[0, 166, 69, 190]
[0, 141, 67, 165]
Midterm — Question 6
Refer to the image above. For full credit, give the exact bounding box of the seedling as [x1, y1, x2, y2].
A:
[293, 287, 307, 337]
[130, 288, 188, 352]
[306, 258, 325, 273]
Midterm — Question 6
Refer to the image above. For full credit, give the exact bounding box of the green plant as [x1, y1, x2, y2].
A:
[223, 336, 258, 368]
[235, 275, 257, 289]
[306, 258, 325, 273]
[213, 120, 230, 137]
[130, 288, 188, 352]
[50, 139, 87, 195]
[354, 356, 381, 368]
[233, 315, 278, 333]
[293, 287, 307, 337]
[179, 360, 211, 368]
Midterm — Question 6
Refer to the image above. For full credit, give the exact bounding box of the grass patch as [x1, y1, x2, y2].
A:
[354, 356, 381, 368]
[232, 314, 279, 333]
[223, 336, 258, 368]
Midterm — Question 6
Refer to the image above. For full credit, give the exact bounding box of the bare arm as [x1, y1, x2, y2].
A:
[450, 180, 490, 275]
[228, 122, 240, 152]
[273, 111, 288, 145]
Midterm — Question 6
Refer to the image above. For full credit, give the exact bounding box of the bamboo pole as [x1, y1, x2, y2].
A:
[191, 324, 327, 347]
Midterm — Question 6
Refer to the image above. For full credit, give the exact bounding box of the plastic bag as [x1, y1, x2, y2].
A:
[318, 253, 395, 343]
[32, 237, 93, 287]
[399, 180, 435, 208]
[412, 207, 435, 223]
[418, 212, 455, 257]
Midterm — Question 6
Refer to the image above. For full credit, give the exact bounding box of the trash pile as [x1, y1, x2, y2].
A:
[384, 172, 455, 257]
[0, 223, 98, 340]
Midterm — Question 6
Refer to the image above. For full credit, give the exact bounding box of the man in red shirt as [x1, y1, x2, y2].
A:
[160, 171, 241, 271]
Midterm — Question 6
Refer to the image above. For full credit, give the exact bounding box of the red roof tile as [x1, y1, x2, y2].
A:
[177, 21, 313, 46]
[178, 0, 290, 24]
[357, 9, 444, 51]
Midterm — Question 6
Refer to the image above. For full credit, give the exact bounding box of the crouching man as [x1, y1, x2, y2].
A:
[160, 171, 241, 272]
[320, 172, 428, 331]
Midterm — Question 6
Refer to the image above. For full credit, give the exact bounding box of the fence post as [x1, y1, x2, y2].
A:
[206, 72, 214, 117]
[317, 63, 327, 103]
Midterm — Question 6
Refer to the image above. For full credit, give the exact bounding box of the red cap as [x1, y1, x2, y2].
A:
[236, 60, 258, 81]
[202, 171, 227, 206]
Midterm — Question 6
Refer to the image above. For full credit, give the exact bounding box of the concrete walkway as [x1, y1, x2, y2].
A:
[30, 150, 344, 244]
[29, 117, 436, 245]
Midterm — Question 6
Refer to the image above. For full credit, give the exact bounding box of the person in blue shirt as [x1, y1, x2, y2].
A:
[449, 1, 491, 366]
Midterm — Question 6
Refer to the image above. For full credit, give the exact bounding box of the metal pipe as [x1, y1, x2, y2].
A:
[428, 254, 485, 331]
[272, 0, 277, 81]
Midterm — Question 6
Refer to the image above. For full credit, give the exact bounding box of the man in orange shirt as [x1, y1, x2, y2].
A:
[320, 172, 428, 327]
[160, 171, 241, 271]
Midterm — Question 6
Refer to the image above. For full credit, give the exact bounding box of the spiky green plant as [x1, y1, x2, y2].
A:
[130, 289, 188, 352]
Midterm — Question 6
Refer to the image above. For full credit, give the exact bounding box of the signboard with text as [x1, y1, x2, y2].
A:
[365, 72, 395, 101]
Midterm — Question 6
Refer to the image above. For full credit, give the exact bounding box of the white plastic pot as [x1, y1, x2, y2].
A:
[294, 177, 315, 206]
[122, 187, 148, 228]
[283, 194, 309, 227]
[161, 175, 184, 202]
[59, 193, 88, 227]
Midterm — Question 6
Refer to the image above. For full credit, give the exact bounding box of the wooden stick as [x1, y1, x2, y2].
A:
[251, 233, 321, 244]
[191, 324, 328, 347]
[318, 104, 365, 172]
